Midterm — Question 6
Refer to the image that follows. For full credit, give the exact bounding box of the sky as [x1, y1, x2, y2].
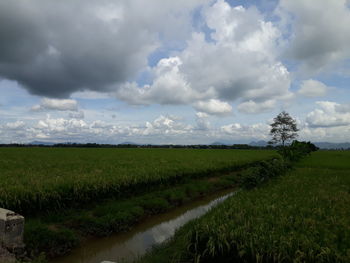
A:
[0, 0, 350, 144]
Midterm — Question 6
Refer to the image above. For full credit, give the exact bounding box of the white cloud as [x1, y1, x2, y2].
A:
[298, 79, 329, 97]
[2, 111, 350, 144]
[4, 121, 26, 130]
[32, 98, 78, 112]
[68, 111, 85, 119]
[116, 57, 209, 105]
[195, 112, 209, 119]
[143, 115, 192, 135]
[300, 124, 350, 143]
[37, 116, 87, 132]
[9, 115, 193, 143]
[0, 121, 27, 143]
[221, 122, 270, 140]
[278, 0, 350, 75]
[335, 103, 350, 113]
[306, 101, 350, 127]
[237, 100, 275, 114]
[116, 1, 292, 113]
[194, 99, 232, 116]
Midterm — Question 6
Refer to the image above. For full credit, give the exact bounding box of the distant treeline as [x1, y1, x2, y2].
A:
[0, 143, 277, 150]
[1, 142, 348, 150]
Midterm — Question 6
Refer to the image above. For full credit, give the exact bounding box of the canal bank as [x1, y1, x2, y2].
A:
[50, 189, 235, 263]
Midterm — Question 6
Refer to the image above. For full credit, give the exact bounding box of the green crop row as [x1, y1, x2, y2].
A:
[139, 151, 350, 263]
[0, 148, 276, 214]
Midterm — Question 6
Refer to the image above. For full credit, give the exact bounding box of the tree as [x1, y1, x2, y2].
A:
[269, 111, 299, 147]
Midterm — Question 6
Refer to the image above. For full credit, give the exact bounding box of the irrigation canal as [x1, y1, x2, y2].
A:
[50, 188, 235, 263]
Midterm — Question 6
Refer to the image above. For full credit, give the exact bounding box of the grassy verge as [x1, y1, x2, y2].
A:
[0, 148, 276, 214]
[139, 151, 350, 263]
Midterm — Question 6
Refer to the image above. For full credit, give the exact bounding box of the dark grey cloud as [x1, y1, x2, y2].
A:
[0, 0, 203, 98]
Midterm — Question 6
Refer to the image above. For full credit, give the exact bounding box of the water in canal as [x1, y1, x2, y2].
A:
[50, 189, 235, 263]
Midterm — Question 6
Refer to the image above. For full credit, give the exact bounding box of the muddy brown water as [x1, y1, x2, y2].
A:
[50, 189, 235, 263]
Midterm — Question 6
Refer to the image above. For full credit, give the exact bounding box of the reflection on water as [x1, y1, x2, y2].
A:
[50, 189, 235, 263]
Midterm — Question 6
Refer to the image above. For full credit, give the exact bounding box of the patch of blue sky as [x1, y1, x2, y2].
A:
[322, 60, 350, 89]
[226, 0, 279, 17]
[191, 4, 216, 43]
[0, 80, 40, 109]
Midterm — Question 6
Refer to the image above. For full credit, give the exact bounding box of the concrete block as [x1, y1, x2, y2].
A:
[0, 246, 16, 263]
[0, 246, 18, 263]
[0, 208, 25, 251]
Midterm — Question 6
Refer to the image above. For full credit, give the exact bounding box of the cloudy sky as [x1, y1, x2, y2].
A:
[1, 0, 350, 144]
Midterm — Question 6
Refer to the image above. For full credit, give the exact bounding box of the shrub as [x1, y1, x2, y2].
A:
[279, 141, 319, 161]
[240, 158, 288, 189]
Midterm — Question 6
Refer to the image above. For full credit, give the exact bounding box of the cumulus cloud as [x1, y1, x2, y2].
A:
[0, 0, 206, 98]
[298, 79, 329, 97]
[116, 1, 292, 113]
[37, 117, 87, 132]
[335, 103, 350, 113]
[4, 121, 26, 130]
[116, 57, 209, 105]
[2, 111, 350, 144]
[221, 122, 270, 140]
[278, 0, 350, 74]
[69, 111, 85, 119]
[143, 115, 193, 135]
[0, 114, 273, 144]
[194, 99, 232, 116]
[0, 115, 194, 143]
[237, 99, 275, 114]
[306, 101, 350, 127]
[300, 122, 350, 143]
[0, 121, 27, 142]
[31, 98, 78, 111]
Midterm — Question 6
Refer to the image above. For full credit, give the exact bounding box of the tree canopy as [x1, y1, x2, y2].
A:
[269, 111, 299, 146]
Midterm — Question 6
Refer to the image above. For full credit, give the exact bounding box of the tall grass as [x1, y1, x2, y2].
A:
[139, 151, 350, 263]
[0, 148, 276, 214]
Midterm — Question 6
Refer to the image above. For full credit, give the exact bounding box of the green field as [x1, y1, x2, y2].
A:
[0, 148, 276, 214]
[139, 151, 350, 263]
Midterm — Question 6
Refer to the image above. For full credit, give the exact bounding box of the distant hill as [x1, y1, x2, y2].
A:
[14, 140, 350, 149]
[210, 140, 239, 146]
[313, 142, 350, 149]
[249, 140, 268, 147]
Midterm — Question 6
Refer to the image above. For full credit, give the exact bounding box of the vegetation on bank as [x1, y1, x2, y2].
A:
[24, 173, 240, 259]
[0, 148, 276, 214]
[139, 151, 350, 263]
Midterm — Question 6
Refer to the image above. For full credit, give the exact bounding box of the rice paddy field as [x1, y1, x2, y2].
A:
[139, 151, 350, 263]
[0, 148, 276, 214]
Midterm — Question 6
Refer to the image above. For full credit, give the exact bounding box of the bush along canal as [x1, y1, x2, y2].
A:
[21, 156, 289, 263]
